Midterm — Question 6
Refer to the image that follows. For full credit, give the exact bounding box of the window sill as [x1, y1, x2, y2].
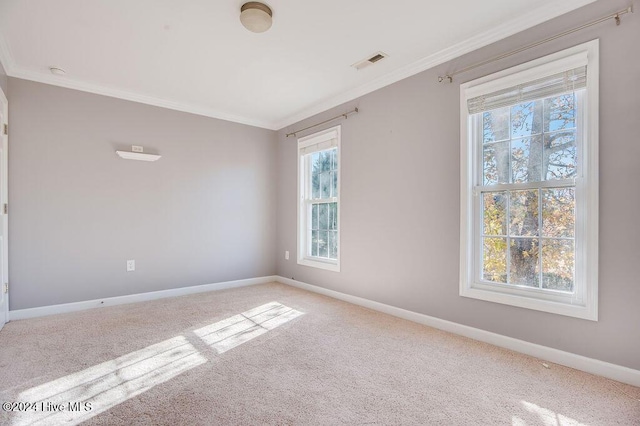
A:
[298, 257, 340, 272]
[460, 284, 597, 321]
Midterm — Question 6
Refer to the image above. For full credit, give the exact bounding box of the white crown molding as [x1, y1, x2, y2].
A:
[272, 0, 598, 130]
[276, 276, 640, 388]
[0, 0, 596, 131]
[6, 67, 277, 129]
[8, 275, 278, 320]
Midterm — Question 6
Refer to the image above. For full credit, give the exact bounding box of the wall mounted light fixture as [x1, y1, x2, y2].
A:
[116, 146, 161, 162]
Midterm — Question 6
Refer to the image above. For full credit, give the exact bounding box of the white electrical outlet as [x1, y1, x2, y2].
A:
[285, 251, 289, 260]
[126, 260, 135, 272]
[132, 145, 144, 153]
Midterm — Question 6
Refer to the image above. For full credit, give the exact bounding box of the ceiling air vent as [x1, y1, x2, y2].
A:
[351, 51, 388, 70]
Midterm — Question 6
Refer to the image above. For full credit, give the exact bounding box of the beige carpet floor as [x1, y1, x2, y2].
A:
[0, 282, 638, 425]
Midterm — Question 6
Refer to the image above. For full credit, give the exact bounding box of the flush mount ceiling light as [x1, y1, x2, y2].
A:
[240, 2, 273, 33]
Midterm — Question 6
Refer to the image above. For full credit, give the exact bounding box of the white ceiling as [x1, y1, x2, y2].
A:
[0, 0, 596, 130]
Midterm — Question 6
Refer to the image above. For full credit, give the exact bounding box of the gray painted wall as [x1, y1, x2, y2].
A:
[9, 78, 277, 310]
[276, 0, 640, 370]
[0, 61, 7, 96]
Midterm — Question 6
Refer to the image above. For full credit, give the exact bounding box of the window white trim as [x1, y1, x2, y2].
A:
[459, 40, 598, 321]
[297, 125, 341, 272]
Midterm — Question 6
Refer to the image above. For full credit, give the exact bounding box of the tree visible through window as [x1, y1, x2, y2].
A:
[481, 94, 577, 291]
[309, 149, 338, 259]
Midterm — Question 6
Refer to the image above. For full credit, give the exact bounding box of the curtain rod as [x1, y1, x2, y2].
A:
[438, 5, 633, 83]
[285, 108, 359, 138]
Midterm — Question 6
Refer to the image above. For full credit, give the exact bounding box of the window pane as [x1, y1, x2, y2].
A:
[318, 231, 328, 257]
[509, 238, 539, 287]
[544, 94, 576, 132]
[510, 190, 539, 236]
[542, 239, 574, 292]
[483, 237, 507, 282]
[329, 171, 336, 197]
[318, 203, 328, 230]
[320, 172, 331, 199]
[329, 202, 337, 230]
[331, 148, 338, 170]
[483, 107, 509, 143]
[511, 101, 542, 138]
[311, 153, 320, 199]
[311, 230, 318, 257]
[311, 204, 318, 230]
[511, 136, 542, 183]
[483, 141, 509, 185]
[542, 188, 575, 238]
[331, 171, 338, 197]
[544, 131, 577, 180]
[329, 231, 338, 259]
[483, 192, 507, 236]
[320, 151, 331, 172]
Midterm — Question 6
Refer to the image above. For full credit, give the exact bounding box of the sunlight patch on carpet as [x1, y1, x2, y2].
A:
[517, 400, 587, 426]
[9, 302, 303, 425]
[193, 302, 304, 354]
[13, 336, 206, 426]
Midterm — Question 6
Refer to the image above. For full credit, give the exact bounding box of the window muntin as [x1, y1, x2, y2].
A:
[298, 126, 340, 271]
[460, 41, 598, 320]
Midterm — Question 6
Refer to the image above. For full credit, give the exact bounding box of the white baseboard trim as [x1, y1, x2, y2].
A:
[276, 276, 640, 388]
[9, 276, 279, 321]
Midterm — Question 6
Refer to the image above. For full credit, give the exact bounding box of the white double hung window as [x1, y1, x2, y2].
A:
[460, 41, 598, 320]
[297, 126, 340, 272]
